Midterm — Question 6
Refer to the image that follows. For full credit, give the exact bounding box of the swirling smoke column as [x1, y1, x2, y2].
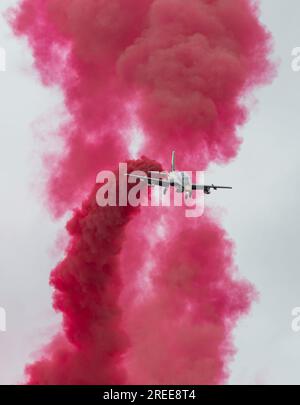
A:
[11, 0, 273, 384]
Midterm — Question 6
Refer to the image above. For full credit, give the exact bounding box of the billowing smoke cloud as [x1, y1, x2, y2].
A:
[12, 0, 273, 215]
[11, 0, 273, 384]
[121, 211, 255, 384]
[25, 158, 162, 385]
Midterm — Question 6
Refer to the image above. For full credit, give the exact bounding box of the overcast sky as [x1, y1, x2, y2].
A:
[0, 0, 300, 385]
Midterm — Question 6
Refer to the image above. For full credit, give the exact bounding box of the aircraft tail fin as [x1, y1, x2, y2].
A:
[171, 151, 175, 172]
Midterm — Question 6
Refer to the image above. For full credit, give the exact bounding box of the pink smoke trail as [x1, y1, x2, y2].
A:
[10, 0, 273, 384]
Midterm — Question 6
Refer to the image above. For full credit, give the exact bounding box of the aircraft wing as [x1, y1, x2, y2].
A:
[191, 184, 232, 194]
[126, 174, 171, 188]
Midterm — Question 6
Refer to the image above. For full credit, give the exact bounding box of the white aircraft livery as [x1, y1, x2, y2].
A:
[126, 151, 232, 198]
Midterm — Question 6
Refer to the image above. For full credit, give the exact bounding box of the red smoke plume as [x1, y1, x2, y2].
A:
[25, 158, 162, 385]
[11, 0, 273, 384]
[121, 211, 255, 384]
